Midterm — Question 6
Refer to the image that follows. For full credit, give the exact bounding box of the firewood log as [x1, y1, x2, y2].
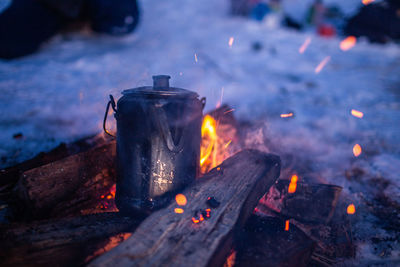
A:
[0, 134, 109, 196]
[0, 212, 143, 267]
[16, 141, 116, 219]
[89, 149, 281, 267]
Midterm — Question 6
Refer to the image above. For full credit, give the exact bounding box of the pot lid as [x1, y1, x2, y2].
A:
[122, 75, 198, 98]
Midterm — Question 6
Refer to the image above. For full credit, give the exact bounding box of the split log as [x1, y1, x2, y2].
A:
[0, 212, 143, 267]
[0, 134, 109, 197]
[89, 149, 281, 267]
[16, 141, 116, 219]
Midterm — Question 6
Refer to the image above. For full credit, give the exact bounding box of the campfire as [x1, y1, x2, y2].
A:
[0, 76, 366, 267]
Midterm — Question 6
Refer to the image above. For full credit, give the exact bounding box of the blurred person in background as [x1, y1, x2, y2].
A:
[0, 0, 140, 59]
[345, 0, 400, 43]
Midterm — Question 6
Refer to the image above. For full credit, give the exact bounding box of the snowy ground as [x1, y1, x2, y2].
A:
[0, 0, 399, 264]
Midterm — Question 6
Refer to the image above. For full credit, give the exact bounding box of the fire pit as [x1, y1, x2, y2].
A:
[0, 76, 392, 267]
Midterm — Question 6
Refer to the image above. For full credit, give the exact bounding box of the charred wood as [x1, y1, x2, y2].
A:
[15, 141, 116, 219]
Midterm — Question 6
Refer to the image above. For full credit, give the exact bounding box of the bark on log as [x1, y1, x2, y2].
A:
[0, 212, 143, 267]
[0, 134, 108, 196]
[89, 149, 281, 267]
[16, 141, 116, 219]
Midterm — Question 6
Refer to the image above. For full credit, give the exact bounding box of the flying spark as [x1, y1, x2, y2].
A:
[362, 0, 375, 5]
[194, 53, 198, 62]
[340, 36, 357, 51]
[315, 56, 331, 74]
[224, 140, 232, 148]
[347, 204, 356, 214]
[175, 194, 187, 206]
[223, 108, 235, 114]
[351, 109, 363, 118]
[285, 220, 290, 231]
[174, 208, 184, 214]
[229, 37, 234, 48]
[280, 112, 293, 118]
[299, 37, 311, 54]
[353, 144, 362, 157]
[288, 174, 298, 194]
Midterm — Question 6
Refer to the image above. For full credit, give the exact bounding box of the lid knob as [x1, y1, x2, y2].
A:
[153, 75, 171, 90]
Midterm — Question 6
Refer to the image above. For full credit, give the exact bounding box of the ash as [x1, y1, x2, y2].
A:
[0, 0, 399, 264]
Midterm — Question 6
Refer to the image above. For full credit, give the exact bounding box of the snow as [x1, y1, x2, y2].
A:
[0, 0, 399, 263]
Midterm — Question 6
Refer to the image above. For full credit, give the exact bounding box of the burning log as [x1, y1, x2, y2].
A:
[259, 180, 342, 224]
[89, 149, 281, 267]
[0, 212, 143, 267]
[16, 141, 116, 219]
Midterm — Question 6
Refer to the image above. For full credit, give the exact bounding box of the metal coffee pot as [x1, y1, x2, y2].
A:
[103, 75, 205, 214]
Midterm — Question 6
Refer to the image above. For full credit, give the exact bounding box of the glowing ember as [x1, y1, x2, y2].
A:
[224, 250, 236, 267]
[340, 36, 357, 51]
[174, 208, 184, 214]
[229, 37, 234, 48]
[362, 0, 375, 5]
[351, 109, 364, 118]
[204, 208, 211, 218]
[285, 220, 290, 231]
[280, 112, 293, 118]
[100, 184, 116, 204]
[200, 115, 217, 167]
[175, 194, 187, 206]
[353, 144, 362, 157]
[315, 56, 331, 74]
[347, 204, 356, 214]
[194, 53, 198, 62]
[299, 37, 311, 54]
[192, 213, 204, 224]
[288, 174, 298, 194]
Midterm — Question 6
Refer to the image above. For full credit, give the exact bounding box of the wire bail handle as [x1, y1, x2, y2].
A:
[103, 95, 117, 137]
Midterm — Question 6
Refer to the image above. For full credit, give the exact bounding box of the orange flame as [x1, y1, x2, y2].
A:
[200, 111, 237, 174]
[174, 208, 184, 214]
[288, 174, 298, 194]
[362, 0, 375, 5]
[340, 36, 357, 51]
[353, 144, 362, 157]
[285, 220, 290, 231]
[347, 204, 356, 214]
[351, 109, 363, 118]
[200, 115, 217, 167]
[315, 56, 331, 74]
[299, 37, 311, 54]
[280, 112, 293, 118]
[175, 194, 187, 206]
